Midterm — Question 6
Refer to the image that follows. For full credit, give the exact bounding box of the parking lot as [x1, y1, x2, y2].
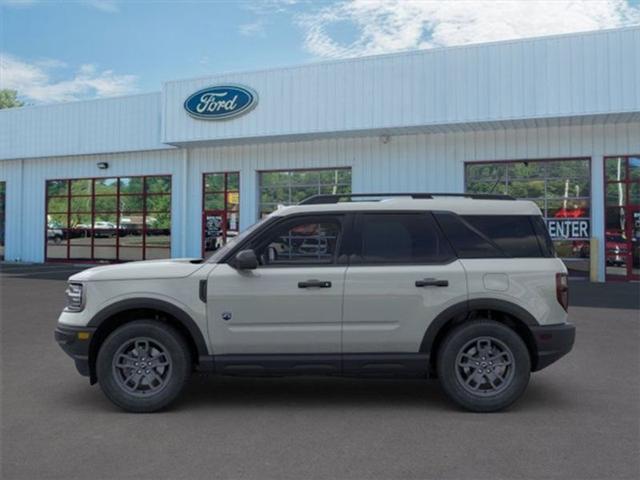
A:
[1, 263, 639, 480]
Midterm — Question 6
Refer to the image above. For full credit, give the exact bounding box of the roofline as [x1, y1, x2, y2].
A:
[162, 25, 640, 86]
[0, 91, 161, 114]
[3, 25, 638, 114]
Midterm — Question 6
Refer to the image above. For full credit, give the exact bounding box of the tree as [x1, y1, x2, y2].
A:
[0, 90, 24, 109]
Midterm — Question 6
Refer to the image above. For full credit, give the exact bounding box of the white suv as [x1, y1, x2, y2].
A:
[55, 193, 575, 413]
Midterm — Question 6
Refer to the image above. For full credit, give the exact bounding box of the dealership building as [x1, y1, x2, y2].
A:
[1, 27, 639, 281]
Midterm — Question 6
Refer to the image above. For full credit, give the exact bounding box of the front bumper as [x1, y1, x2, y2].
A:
[54, 325, 96, 377]
[530, 322, 576, 371]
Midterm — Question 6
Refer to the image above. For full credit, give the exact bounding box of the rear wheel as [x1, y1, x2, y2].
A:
[96, 320, 191, 413]
[437, 320, 530, 412]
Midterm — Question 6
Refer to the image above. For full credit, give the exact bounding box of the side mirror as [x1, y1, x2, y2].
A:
[234, 249, 258, 270]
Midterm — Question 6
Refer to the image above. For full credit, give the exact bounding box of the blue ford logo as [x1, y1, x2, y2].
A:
[184, 85, 258, 120]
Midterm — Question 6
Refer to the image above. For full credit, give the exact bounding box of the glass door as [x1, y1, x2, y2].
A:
[604, 156, 640, 281]
[631, 207, 640, 280]
[202, 172, 239, 258]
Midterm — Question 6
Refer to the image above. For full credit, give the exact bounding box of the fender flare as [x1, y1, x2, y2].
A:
[419, 298, 539, 354]
[87, 298, 209, 357]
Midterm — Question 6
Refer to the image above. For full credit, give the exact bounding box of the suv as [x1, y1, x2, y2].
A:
[55, 193, 575, 413]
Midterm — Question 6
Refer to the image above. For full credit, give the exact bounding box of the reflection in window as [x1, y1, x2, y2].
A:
[466, 159, 591, 276]
[0, 182, 5, 260]
[604, 156, 640, 279]
[202, 172, 240, 257]
[257, 220, 341, 265]
[45, 176, 171, 262]
[258, 168, 352, 217]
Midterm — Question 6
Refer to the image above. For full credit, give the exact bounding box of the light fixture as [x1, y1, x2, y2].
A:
[380, 134, 391, 144]
[97, 162, 109, 170]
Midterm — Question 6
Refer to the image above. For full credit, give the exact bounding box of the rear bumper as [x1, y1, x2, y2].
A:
[54, 325, 96, 377]
[530, 322, 575, 371]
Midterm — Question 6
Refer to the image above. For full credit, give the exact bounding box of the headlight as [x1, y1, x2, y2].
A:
[65, 283, 84, 312]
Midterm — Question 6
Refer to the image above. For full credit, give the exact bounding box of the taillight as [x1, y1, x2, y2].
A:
[556, 273, 569, 311]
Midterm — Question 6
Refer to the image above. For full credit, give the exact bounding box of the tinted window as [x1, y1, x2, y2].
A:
[531, 216, 555, 257]
[356, 213, 453, 264]
[255, 217, 342, 266]
[462, 215, 544, 257]
[434, 212, 502, 258]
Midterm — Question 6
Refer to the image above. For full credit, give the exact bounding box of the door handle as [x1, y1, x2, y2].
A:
[298, 279, 332, 289]
[415, 278, 449, 287]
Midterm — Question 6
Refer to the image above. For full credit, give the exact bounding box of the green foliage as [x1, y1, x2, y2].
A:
[0, 90, 24, 109]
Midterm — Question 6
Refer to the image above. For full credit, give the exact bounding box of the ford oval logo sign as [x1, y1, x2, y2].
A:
[184, 85, 258, 120]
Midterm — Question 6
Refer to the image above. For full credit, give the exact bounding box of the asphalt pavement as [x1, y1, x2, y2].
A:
[1, 264, 639, 480]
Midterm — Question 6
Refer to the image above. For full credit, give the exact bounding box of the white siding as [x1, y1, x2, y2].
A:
[0, 149, 185, 262]
[0, 93, 170, 161]
[181, 121, 639, 281]
[163, 27, 640, 145]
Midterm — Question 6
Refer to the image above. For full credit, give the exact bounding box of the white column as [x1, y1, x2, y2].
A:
[590, 155, 605, 282]
[239, 168, 258, 231]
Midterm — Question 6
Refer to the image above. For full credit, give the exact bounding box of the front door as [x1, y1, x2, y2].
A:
[342, 212, 468, 355]
[207, 214, 347, 356]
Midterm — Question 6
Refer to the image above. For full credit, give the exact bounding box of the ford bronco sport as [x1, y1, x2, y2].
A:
[55, 193, 575, 413]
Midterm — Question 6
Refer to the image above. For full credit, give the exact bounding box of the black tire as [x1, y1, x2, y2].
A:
[437, 320, 531, 412]
[96, 320, 191, 413]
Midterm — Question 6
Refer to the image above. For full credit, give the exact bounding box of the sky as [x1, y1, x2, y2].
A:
[1, 0, 640, 105]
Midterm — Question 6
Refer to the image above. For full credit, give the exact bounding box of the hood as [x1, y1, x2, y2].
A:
[69, 258, 206, 282]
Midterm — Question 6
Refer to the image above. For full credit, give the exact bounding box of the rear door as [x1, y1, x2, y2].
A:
[342, 212, 467, 355]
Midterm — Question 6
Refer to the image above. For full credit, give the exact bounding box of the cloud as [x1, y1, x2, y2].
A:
[0, 52, 138, 103]
[239, 20, 266, 37]
[298, 0, 640, 58]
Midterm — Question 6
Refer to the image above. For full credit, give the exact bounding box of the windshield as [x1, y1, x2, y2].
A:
[206, 216, 273, 263]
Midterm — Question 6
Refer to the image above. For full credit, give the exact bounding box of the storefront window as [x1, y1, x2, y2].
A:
[604, 156, 640, 280]
[466, 158, 591, 276]
[46, 175, 171, 262]
[258, 168, 352, 217]
[202, 172, 240, 257]
[0, 182, 5, 260]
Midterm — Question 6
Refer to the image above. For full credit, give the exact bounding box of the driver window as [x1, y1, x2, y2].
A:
[255, 218, 341, 266]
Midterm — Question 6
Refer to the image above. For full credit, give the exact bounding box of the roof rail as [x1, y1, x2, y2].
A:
[298, 192, 515, 205]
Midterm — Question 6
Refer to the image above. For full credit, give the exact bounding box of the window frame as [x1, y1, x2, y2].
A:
[251, 214, 347, 268]
[201, 171, 240, 257]
[44, 174, 172, 263]
[349, 211, 457, 266]
[223, 212, 352, 268]
[603, 155, 640, 281]
[257, 167, 352, 218]
[0, 181, 5, 260]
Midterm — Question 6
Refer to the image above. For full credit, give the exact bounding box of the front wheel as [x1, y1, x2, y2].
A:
[96, 320, 191, 413]
[437, 320, 531, 412]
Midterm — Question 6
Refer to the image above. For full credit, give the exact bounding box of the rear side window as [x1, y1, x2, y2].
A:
[462, 215, 545, 258]
[531, 216, 556, 257]
[355, 213, 454, 264]
[434, 212, 503, 258]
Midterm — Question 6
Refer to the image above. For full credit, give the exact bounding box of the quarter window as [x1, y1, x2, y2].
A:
[462, 215, 546, 258]
[356, 213, 454, 264]
[465, 158, 591, 275]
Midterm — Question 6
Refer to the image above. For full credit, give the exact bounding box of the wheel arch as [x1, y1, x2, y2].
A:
[421, 299, 539, 374]
[87, 298, 209, 384]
